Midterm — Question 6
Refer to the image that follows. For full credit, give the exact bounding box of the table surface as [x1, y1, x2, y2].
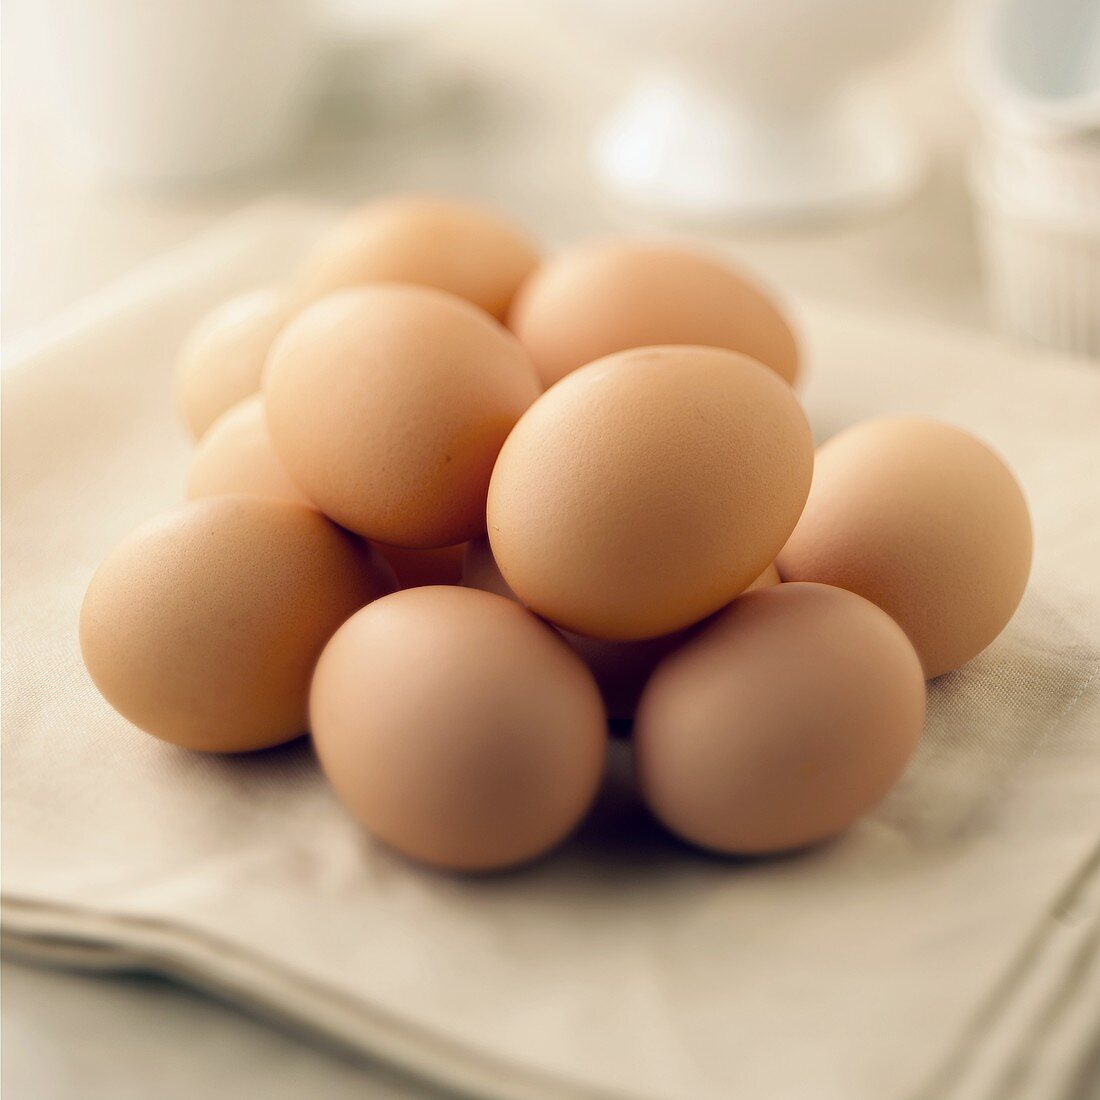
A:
[4, 4, 1086, 1099]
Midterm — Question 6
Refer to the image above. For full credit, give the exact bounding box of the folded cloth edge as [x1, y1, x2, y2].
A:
[1, 896, 638, 1100]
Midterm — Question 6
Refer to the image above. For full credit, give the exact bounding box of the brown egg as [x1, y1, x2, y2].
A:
[487, 346, 812, 640]
[310, 586, 607, 871]
[174, 289, 290, 440]
[79, 496, 394, 753]
[509, 241, 800, 388]
[186, 395, 312, 507]
[635, 582, 926, 854]
[577, 559, 778, 719]
[373, 542, 466, 589]
[463, 536, 779, 720]
[264, 284, 541, 548]
[292, 196, 540, 319]
[776, 418, 1033, 679]
[745, 562, 781, 592]
[184, 407, 463, 592]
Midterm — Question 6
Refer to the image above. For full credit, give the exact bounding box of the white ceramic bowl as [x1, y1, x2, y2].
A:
[583, 0, 948, 223]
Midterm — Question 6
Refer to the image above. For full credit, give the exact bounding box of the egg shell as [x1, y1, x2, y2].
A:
[487, 346, 812, 640]
[509, 241, 800, 388]
[185, 404, 469, 596]
[744, 561, 781, 593]
[292, 196, 540, 319]
[79, 496, 394, 753]
[264, 284, 541, 548]
[310, 586, 607, 872]
[373, 541, 466, 589]
[463, 537, 779, 720]
[174, 289, 290, 440]
[634, 582, 927, 854]
[776, 418, 1033, 678]
[186, 395, 312, 507]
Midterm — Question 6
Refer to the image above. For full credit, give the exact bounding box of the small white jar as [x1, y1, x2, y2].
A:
[967, 0, 1100, 358]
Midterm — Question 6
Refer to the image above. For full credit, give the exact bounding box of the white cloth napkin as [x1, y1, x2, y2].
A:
[3, 202, 1098, 1100]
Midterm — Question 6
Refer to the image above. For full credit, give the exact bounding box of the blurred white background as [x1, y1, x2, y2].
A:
[3, 1, 1097, 1097]
[3, 0, 987, 345]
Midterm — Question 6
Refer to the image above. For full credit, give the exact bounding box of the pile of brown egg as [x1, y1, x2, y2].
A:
[80, 196, 1033, 871]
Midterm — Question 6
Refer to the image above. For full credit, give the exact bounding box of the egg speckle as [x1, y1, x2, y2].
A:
[487, 346, 812, 640]
[264, 284, 541, 548]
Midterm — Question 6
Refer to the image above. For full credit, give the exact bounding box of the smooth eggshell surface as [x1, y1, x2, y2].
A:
[186, 395, 312, 507]
[310, 586, 607, 872]
[462, 537, 779, 720]
[776, 418, 1033, 678]
[80, 496, 394, 753]
[292, 196, 540, 320]
[744, 561, 781, 593]
[487, 346, 812, 640]
[174, 289, 290, 440]
[635, 582, 927, 854]
[264, 284, 541, 548]
[508, 241, 800, 388]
